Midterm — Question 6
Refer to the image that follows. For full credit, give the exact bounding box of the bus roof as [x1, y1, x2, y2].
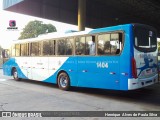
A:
[12, 23, 134, 44]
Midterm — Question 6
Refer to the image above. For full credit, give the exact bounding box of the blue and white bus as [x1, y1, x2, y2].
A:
[2, 23, 159, 90]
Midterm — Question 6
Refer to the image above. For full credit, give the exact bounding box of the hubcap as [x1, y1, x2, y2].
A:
[14, 71, 18, 79]
[60, 75, 67, 88]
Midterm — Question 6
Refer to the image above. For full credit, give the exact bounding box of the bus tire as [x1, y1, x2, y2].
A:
[57, 72, 70, 91]
[12, 68, 20, 81]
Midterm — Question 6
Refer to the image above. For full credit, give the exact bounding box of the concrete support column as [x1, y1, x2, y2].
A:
[78, 0, 86, 31]
[42, 0, 46, 18]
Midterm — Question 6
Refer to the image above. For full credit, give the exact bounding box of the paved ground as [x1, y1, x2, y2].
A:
[0, 69, 160, 120]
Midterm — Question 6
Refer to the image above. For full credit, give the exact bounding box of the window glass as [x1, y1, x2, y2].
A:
[75, 36, 95, 55]
[31, 42, 41, 56]
[15, 44, 20, 56]
[43, 40, 55, 56]
[11, 45, 16, 56]
[66, 38, 73, 55]
[42, 41, 52, 55]
[57, 39, 66, 55]
[111, 33, 119, 54]
[86, 36, 96, 55]
[98, 33, 123, 55]
[75, 37, 85, 55]
[43, 41, 50, 55]
[134, 26, 157, 52]
[21, 43, 28, 56]
[50, 40, 55, 55]
[98, 34, 110, 55]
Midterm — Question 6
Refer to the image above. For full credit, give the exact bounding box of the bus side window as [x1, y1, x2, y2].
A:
[76, 36, 95, 55]
[50, 40, 55, 55]
[31, 42, 41, 56]
[110, 33, 123, 55]
[21, 43, 28, 56]
[15, 44, 20, 56]
[86, 36, 96, 55]
[66, 38, 74, 55]
[97, 33, 123, 55]
[43, 40, 55, 56]
[43, 41, 50, 56]
[11, 45, 16, 57]
[98, 34, 110, 55]
[111, 33, 119, 54]
[75, 37, 85, 55]
[57, 39, 65, 55]
[119, 33, 123, 53]
[1, 49, 9, 58]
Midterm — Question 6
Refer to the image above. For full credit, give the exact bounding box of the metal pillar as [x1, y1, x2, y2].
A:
[78, 0, 86, 31]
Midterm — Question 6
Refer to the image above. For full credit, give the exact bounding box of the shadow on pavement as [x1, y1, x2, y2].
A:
[15, 79, 160, 107]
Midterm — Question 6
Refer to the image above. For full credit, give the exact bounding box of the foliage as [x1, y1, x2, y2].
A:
[18, 20, 57, 40]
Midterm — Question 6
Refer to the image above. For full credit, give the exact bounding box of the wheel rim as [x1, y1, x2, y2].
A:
[13, 71, 18, 79]
[59, 75, 68, 88]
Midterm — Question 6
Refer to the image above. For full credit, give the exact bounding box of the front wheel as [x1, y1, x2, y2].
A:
[12, 68, 20, 81]
[57, 72, 70, 91]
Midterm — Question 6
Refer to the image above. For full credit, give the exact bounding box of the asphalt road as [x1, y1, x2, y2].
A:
[0, 69, 160, 120]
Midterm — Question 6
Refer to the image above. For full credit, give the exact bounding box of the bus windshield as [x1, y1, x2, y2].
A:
[134, 25, 157, 52]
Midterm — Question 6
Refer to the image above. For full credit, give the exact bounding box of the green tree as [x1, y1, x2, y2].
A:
[18, 20, 57, 40]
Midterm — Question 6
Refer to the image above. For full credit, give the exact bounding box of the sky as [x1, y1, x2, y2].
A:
[0, 1, 90, 49]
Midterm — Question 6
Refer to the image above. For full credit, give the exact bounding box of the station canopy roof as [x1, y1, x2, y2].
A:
[3, 0, 160, 37]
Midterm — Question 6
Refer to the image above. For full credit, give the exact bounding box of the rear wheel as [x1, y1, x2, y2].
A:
[12, 68, 20, 81]
[57, 72, 70, 91]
